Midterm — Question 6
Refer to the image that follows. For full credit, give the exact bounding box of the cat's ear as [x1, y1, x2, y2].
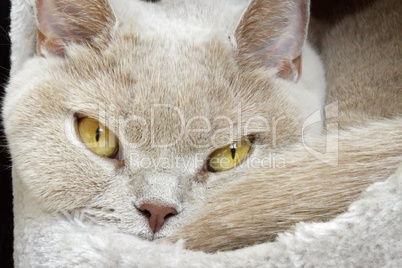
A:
[235, 0, 309, 81]
[35, 0, 116, 57]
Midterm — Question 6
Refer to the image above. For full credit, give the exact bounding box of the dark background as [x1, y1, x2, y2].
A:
[0, 0, 376, 267]
[1, 0, 13, 267]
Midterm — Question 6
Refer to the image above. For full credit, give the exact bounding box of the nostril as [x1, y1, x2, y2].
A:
[141, 209, 151, 218]
[164, 212, 176, 220]
[134, 204, 151, 218]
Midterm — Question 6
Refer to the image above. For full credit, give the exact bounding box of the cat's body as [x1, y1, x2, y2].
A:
[168, 0, 402, 252]
[323, 0, 402, 128]
[3, 0, 401, 265]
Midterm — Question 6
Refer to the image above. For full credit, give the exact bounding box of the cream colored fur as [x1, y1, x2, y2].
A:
[4, 0, 325, 242]
[167, 0, 402, 252]
[168, 118, 402, 251]
[3, 0, 401, 266]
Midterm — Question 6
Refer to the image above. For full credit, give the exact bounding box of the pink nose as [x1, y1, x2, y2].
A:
[138, 203, 178, 233]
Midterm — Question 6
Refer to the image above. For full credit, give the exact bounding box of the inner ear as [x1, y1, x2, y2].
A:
[278, 55, 303, 81]
[235, 0, 309, 82]
[35, 0, 116, 57]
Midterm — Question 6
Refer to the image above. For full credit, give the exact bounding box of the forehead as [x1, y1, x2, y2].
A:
[51, 25, 284, 156]
[64, 30, 247, 122]
[70, 28, 237, 96]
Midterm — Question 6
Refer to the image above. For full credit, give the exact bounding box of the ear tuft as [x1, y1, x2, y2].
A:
[35, 0, 116, 57]
[235, 0, 309, 81]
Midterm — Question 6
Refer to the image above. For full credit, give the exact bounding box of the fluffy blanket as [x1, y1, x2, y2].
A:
[9, 0, 402, 267]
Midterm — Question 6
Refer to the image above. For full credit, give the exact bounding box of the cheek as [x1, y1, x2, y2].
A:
[186, 174, 226, 205]
[10, 121, 114, 211]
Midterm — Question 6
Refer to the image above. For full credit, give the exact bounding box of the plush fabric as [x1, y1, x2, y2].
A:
[9, 0, 402, 267]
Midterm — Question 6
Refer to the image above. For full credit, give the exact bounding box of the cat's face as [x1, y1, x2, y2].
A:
[3, 0, 324, 239]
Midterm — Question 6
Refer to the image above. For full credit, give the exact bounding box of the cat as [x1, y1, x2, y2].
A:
[2, 0, 401, 264]
[166, 0, 402, 252]
[4, 0, 325, 243]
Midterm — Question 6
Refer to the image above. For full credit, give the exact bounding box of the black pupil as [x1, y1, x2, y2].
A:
[230, 146, 236, 159]
[95, 126, 101, 142]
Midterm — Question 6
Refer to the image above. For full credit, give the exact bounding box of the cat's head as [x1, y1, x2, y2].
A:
[3, 0, 324, 239]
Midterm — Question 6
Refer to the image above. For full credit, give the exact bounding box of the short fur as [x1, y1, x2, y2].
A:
[167, 0, 402, 252]
[3, 0, 401, 266]
[4, 0, 325, 243]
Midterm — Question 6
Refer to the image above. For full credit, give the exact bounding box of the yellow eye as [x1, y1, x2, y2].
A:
[206, 137, 253, 172]
[78, 117, 119, 158]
